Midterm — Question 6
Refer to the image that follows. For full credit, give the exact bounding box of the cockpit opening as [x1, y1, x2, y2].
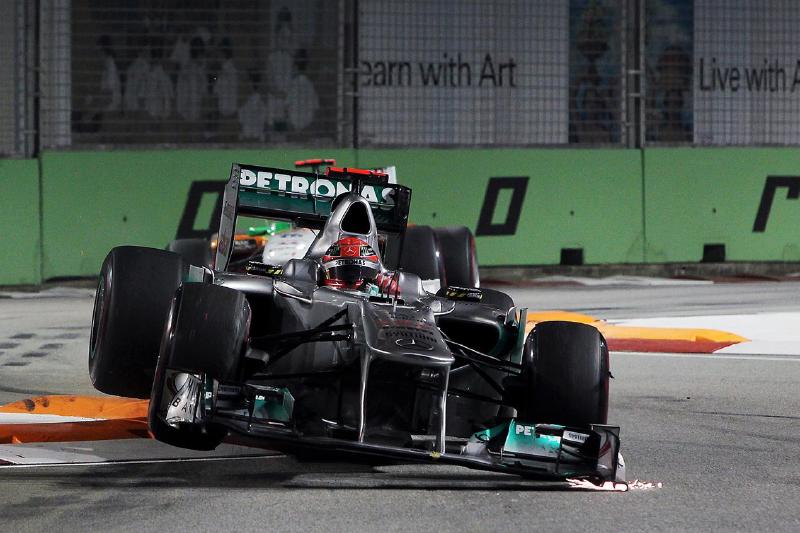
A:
[340, 200, 371, 234]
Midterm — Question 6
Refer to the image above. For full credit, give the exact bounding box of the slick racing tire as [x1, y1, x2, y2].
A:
[148, 283, 250, 451]
[89, 246, 185, 399]
[517, 321, 609, 426]
[399, 225, 446, 291]
[166, 238, 212, 268]
[433, 226, 479, 288]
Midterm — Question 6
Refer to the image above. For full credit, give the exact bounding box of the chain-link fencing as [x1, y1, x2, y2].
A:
[5, 0, 800, 155]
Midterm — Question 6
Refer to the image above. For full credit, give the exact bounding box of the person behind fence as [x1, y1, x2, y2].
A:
[238, 70, 267, 141]
[145, 39, 173, 120]
[97, 35, 121, 114]
[287, 48, 319, 131]
[266, 6, 294, 134]
[176, 37, 207, 121]
[213, 37, 239, 118]
[124, 45, 150, 114]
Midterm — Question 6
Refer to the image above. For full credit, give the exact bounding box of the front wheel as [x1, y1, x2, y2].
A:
[515, 321, 609, 426]
[148, 283, 251, 451]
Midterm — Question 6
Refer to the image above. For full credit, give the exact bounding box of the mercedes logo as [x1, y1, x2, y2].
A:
[395, 337, 434, 351]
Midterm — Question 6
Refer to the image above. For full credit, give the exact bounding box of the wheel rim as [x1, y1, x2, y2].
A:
[89, 274, 106, 362]
[153, 296, 180, 425]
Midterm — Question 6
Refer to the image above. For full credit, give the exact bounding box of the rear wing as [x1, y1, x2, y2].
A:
[215, 163, 411, 270]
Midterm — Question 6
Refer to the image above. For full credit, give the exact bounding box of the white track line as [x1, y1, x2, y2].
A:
[613, 351, 800, 363]
[530, 276, 713, 287]
[0, 453, 284, 469]
[0, 413, 101, 424]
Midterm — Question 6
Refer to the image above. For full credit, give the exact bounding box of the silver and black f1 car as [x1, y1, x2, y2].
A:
[89, 163, 624, 485]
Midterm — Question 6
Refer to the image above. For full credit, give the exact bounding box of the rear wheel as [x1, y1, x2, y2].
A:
[148, 283, 251, 451]
[434, 226, 479, 288]
[166, 238, 212, 268]
[89, 246, 185, 398]
[398, 225, 446, 291]
[515, 321, 609, 425]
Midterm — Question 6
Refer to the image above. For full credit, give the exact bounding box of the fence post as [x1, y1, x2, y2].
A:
[624, 0, 644, 148]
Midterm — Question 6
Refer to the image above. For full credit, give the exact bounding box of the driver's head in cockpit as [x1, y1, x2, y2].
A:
[321, 237, 381, 291]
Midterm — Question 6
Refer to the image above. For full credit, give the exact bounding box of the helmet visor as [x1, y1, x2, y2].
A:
[323, 258, 380, 287]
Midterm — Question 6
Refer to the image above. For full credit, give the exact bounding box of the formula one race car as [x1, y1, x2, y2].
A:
[89, 163, 623, 484]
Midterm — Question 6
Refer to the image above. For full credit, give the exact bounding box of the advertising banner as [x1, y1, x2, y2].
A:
[694, 0, 800, 145]
[358, 0, 569, 146]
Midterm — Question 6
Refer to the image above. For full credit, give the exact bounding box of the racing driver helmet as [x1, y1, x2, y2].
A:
[322, 237, 381, 290]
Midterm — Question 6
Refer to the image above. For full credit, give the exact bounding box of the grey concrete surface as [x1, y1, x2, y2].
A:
[0, 290, 96, 404]
[499, 279, 800, 319]
[0, 283, 799, 532]
[480, 261, 800, 280]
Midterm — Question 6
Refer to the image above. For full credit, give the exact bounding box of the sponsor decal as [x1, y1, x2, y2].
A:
[753, 176, 800, 232]
[382, 328, 438, 344]
[246, 262, 283, 277]
[360, 53, 517, 89]
[505, 420, 561, 459]
[445, 286, 483, 302]
[176, 181, 225, 239]
[395, 337, 435, 351]
[239, 168, 394, 205]
[515, 423, 536, 436]
[475, 176, 529, 236]
[165, 372, 201, 424]
[323, 258, 372, 268]
[562, 430, 590, 444]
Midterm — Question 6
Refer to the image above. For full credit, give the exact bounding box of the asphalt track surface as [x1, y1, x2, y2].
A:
[1, 282, 799, 532]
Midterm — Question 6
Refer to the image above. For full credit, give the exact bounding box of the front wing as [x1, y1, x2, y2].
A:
[164, 371, 624, 484]
[209, 411, 623, 483]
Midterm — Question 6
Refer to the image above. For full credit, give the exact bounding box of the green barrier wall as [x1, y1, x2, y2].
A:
[23, 146, 800, 282]
[644, 148, 800, 262]
[0, 159, 41, 285]
[356, 149, 644, 265]
[40, 149, 355, 279]
[39, 148, 644, 278]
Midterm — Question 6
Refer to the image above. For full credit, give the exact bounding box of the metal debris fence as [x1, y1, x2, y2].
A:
[1, 0, 799, 156]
